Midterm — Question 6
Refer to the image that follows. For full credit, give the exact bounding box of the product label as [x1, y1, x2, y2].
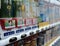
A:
[40, 13, 46, 22]
[17, 19, 24, 26]
[5, 20, 15, 28]
[26, 19, 32, 25]
[33, 18, 38, 24]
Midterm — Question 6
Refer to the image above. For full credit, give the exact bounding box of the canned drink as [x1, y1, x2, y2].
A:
[32, 18, 38, 25]
[15, 18, 25, 28]
[3, 0, 12, 18]
[0, 18, 16, 30]
[25, 18, 33, 26]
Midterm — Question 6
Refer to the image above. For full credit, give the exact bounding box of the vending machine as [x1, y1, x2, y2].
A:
[0, 0, 39, 46]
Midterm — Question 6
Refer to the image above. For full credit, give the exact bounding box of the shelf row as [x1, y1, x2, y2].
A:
[0, 22, 60, 46]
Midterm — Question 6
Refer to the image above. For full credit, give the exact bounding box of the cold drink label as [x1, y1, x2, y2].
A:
[5, 20, 15, 28]
[26, 19, 32, 25]
[33, 18, 38, 24]
[17, 19, 24, 26]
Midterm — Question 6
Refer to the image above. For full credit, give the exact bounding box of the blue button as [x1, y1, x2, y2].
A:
[16, 29, 24, 33]
[25, 27, 31, 31]
[32, 26, 38, 29]
[4, 31, 15, 36]
[9, 31, 15, 35]
[4, 32, 9, 36]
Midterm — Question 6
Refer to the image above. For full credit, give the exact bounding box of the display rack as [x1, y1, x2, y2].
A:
[1, 0, 60, 46]
[0, 22, 60, 46]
